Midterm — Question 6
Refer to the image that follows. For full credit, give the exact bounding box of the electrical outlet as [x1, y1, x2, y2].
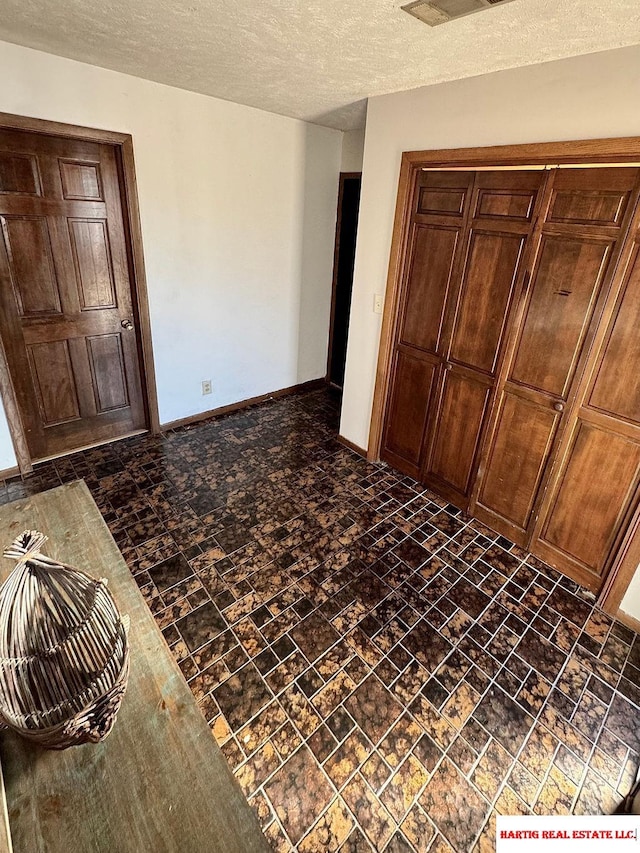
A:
[374, 294, 383, 314]
[201, 379, 212, 395]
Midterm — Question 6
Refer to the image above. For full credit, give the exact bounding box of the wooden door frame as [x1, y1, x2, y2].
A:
[368, 136, 640, 616]
[326, 171, 361, 386]
[0, 112, 160, 475]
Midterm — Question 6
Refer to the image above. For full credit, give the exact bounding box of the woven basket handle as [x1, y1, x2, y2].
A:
[3, 530, 48, 567]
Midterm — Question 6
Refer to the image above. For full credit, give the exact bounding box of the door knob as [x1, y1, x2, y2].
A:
[553, 401, 564, 412]
[121, 319, 134, 331]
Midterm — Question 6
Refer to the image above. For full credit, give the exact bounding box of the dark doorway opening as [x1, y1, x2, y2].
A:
[327, 173, 361, 389]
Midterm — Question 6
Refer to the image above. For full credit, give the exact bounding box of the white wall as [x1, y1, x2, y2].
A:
[341, 128, 366, 173]
[621, 571, 640, 624]
[0, 40, 342, 470]
[340, 44, 640, 619]
[0, 410, 15, 471]
[341, 44, 640, 453]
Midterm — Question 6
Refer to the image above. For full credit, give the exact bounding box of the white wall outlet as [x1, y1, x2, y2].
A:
[201, 379, 212, 395]
[373, 293, 383, 314]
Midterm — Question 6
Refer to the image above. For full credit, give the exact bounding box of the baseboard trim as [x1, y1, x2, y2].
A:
[616, 608, 640, 635]
[161, 378, 326, 432]
[337, 434, 367, 458]
[0, 465, 19, 481]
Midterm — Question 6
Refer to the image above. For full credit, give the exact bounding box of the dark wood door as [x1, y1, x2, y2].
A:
[473, 168, 640, 556]
[381, 169, 545, 506]
[0, 128, 146, 461]
[381, 171, 474, 480]
[422, 171, 545, 506]
[532, 213, 640, 590]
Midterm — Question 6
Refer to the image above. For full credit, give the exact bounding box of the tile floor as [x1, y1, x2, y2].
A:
[1, 388, 640, 852]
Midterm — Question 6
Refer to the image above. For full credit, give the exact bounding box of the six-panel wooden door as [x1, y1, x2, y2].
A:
[381, 163, 640, 593]
[0, 128, 146, 461]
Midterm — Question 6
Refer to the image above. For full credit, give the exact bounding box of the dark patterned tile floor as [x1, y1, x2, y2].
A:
[2, 387, 640, 852]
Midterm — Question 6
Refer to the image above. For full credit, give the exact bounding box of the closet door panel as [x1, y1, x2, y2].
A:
[383, 349, 437, 475]
[400, 224, 459, 354]
[588, 236, 640, 424]
[538, 421, 640, 580]
[476, 391, 559, 536]
[423, 171, 545, 507]
[476, 167, 640, 571]
[534, 222, 640, 590]
[510, 236, 612, 397]
[416, 173, 473, 217]
[546, 168, 636, 226]
[449, 229, 525, 374]
[425, 369, 491, 498]
[381, 171, 474, 478]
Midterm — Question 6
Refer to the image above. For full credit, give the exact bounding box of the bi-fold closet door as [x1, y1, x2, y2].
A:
[381, 164, 640, 592]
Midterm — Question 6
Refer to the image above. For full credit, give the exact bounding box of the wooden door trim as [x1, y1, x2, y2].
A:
[369, 136, 640, 615]
[600, 507, 640, 614]
[0, 112, 160, 475]
[0, 332, 32, 474]
[368, 154, 416, 462]
[326, 172, 361, 386]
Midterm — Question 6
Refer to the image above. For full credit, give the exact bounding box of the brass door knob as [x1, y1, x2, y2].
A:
[121, 319, 134, 331]
[553, 401, 564, 412]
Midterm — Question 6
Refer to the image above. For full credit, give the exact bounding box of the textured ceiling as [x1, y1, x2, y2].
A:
[1, 0, 639, 130]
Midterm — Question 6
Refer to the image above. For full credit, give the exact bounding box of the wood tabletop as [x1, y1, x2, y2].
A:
[0, 481, 271, 853]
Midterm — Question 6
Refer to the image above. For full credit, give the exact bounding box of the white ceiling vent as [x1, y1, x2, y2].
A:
[402, 0, 517, 27]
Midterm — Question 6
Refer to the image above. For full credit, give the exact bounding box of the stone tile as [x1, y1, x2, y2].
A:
[176, 601, 226, 652]
[400, 803, 436, 852]
[308, 724, 339, 762]
[264, 746, 335, 845]
[342, 773, 396, 850]
[419, 758, 489, 852]
[471, 739, 513, 800]
[380, 754, 429, 822]
[213, 662, 274, 731]
[404, 620, 453, 672]
[574, 768, 618, 816]
[361, 750, 392, 793]
[338, 827, 375, 852]
[291, 611, 341, 663]
[448, 578, 491, 619]
[237, 700, 288, 755]
[324, 729, 373, 789]
[235, 740, 281, 797]
[519, 724, 560, 782]
[473, 686, 535, 757]
[516, 629, 567, 682]
[344, 674, 403, 744]
[148, 551, 193, 591]
[378, 713, 423, 768]
[534, 765, 577, 815]
[604, 693, 640, 753]
[442, 681, 481, 731]
[547, 587, 592, 628]
[298, 797, 354, 852]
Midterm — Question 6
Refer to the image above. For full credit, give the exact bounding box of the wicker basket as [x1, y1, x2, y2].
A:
[0, 530, 130, 749]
